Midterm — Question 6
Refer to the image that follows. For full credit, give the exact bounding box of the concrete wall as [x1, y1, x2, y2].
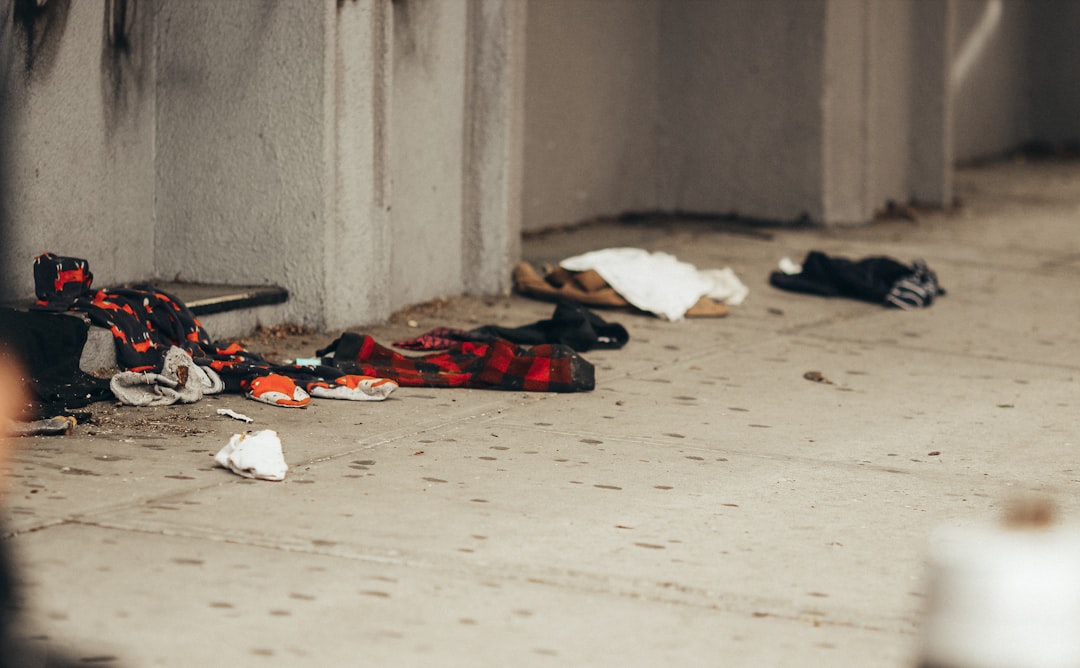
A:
[948, 0, 1080, 163]
[521, 0, 660, 232]
[521, 0, 955, 228]
[907, 0, 953, 206]
[950, 0, 1030, 163]
[0, 0, 524, 332]
[461, 0, 526, 296]
[154, 0, 327, 327]
[1027, 0, 1080, 144]
[823, 0, 952, 222]
[658, 0, 826, 222]
[2, 0, 1076, 330]
[0, 0, 155, 300]
[866, 0, 915, 207]
[153, 0, 520, 330]
[321, 0, 393, 331]
[389, 0, 467, 306]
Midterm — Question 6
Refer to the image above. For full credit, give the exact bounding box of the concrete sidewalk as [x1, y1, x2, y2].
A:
[4, 161, 1079, 666]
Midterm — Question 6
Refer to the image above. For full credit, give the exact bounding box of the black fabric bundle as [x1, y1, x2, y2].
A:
[466, 301, 629, 351]
[394, 301, 628, 352]
[769, 251, 944, 309]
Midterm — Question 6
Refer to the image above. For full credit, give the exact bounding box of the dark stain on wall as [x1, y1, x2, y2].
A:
[100, 0, 146, 136]
[392, 0, 440, 75]
[392, 0, 418, 59]
[103, 0, 131, 54]
[11, 0, 71, 78]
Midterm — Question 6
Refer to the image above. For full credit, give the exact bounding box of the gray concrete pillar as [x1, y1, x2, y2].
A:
[387, 0, 468, 308]
[822, 0, 872, 224]
[822, 0, 954, 224]
[462, 0, 526, 296]
[384, 0, 526, 306]
[910, 0, 953, 207]
[322, 0, 394, 330]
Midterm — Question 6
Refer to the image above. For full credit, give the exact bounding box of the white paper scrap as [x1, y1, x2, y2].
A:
[217, 408, 254, 423]
[214, 430, 288, 481]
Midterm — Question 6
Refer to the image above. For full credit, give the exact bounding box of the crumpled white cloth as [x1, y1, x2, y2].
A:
[214, 429, 288, 481]
[699, 267, 750, 307]
[110, 346, 224, 406]
[559, 247, 748, 320]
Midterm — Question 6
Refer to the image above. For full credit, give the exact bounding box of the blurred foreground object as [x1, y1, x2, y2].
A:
[920, 499, 1080, 668]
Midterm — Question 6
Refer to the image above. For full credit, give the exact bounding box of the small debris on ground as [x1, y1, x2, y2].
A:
[84, 406, 208, 437]
[11, 416, 77, 437]
[803, 370, 833, 385]
[217, 408, 254, 423]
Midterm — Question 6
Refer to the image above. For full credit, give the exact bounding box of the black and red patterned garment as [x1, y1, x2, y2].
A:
[31, 253, 324, 395]
[318, 333, 595, 393]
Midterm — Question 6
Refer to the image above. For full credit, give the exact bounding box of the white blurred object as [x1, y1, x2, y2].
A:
[920, 502, 1080, 668]
[777, 256, 802, 275]
[213, 429, 288, 481]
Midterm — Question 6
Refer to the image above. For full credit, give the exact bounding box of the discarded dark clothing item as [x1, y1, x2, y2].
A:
[769, 251, 944, 309]
[52, 291, 384, 402]
[31, 255, 221, 372]
[42, 284, 277, 394]
[394, 302, 629, 352]
[31, 252, 94, 312]
[68, 286, 217, 372]
[318, 333, 595, 392]
[30, 254, 235, 373]
[884, 259, 944, 309]
[27, 255, 382, 403]
[0, 308, 113, 418]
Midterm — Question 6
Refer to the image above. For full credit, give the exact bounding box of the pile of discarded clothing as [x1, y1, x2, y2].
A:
[2, 253, 607, 429]
[20, 253, 402, 412]
[3, 244, 943, 434]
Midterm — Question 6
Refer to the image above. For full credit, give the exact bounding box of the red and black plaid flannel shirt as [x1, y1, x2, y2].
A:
[319, 333, 594, 393]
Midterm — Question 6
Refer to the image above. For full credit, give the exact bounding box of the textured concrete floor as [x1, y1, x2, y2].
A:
[4, 161, 1079, 666]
